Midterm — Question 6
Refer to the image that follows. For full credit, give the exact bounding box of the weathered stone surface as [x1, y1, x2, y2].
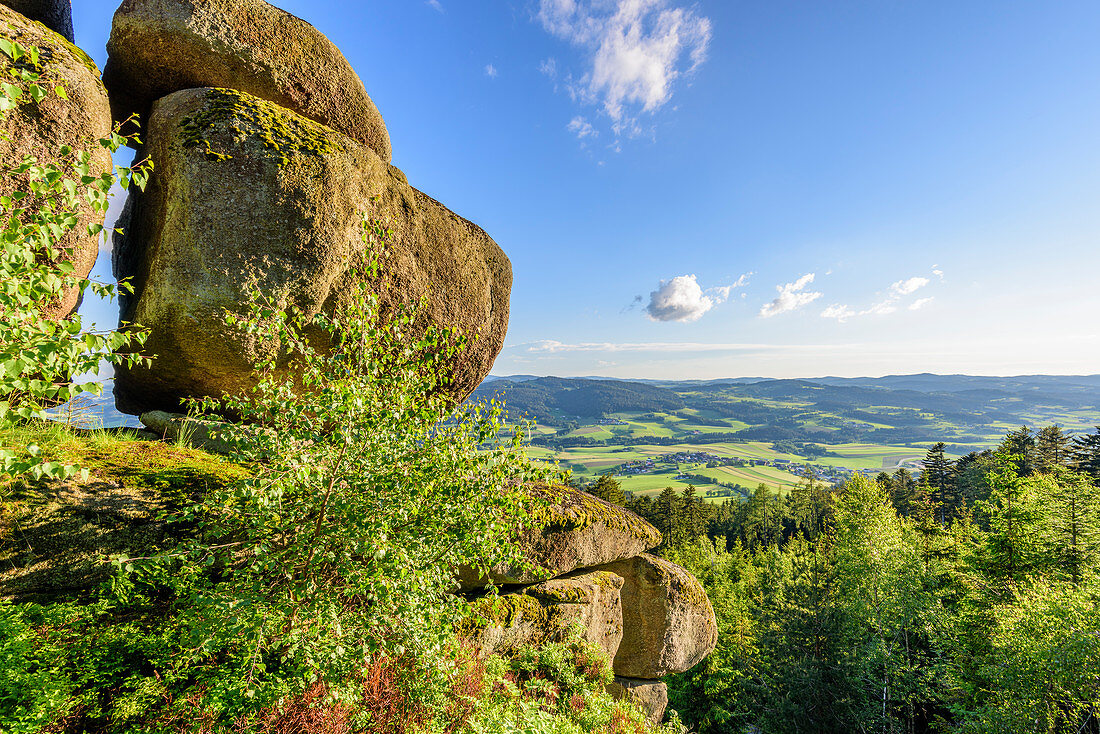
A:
[0, 5, 110, 318]
[456, 484, 661, 590]
[468, 571, 624, 663]
[607, 677, 668, 724]
[112, 88, 510, 414]
[1, 0, 72, 42]
[596, 553, 717, 679]
[103, 0, 391, 161]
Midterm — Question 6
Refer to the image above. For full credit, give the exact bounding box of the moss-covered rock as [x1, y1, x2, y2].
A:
[0, 433, 248, 602]
[112, 87, 511, 413]
[466, 571, 624, 663]
[607, 677, 668, 725]
[594, 553, 717, 679]
[0, 0, 71, 42]
[103, 0, 391, 161]
[0, 5, 110, 318]
[456, 484, 661, 590]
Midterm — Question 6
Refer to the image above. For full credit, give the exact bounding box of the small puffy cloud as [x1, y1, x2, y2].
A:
[484, 63, 498, 78]
[536, 0, 711, 141]
[909, 297, 934, 311]
[645, 273, 749, 322]
[426, 0, 444, 13]
[567, 115, 598, 139]
[646, 275, 714, 322]
[759, 273, 822, 318]
[538, 57, 558, 78]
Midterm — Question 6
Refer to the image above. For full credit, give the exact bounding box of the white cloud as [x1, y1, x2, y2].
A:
[646, 274, 714, 322]
[426, 0, 444, 13]
[567, 115, 598, 139]
[644, 273, 749, 322]
[759, 273, 822, 318]
[484, 63, 498, 78]
[536, 0, 711, 140]
[822, 272, 937, 322]
[516, 340, 827, 354]
[909, 297, 934, 311]
[890, 276, 930, 296]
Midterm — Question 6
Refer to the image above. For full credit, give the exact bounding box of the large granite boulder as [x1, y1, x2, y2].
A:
[103, 0, 390, 161]
[457, 484, 661, 590]
[0, 5, 111, 318]
[607, 678, 668, 725]
[112, 87, 510, 414]
[1, 0, 72, 42]
[467, 571, 624, 663]
[596, 553, 717, 679]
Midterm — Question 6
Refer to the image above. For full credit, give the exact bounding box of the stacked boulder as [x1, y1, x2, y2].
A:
[461, 485, 718, 723]
[103, 0, 511, 413]
[0, 1, 111, 318]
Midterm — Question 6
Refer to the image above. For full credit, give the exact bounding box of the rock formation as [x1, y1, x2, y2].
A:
[0, 4, 111, 318]
[103, 0, 390, 161]
[0, 0, 73, 42]
[468, 571, 625, 662]
[112, 87, 510, 413]
[462, 486, 717, 724]
[596, 553, 718, 679]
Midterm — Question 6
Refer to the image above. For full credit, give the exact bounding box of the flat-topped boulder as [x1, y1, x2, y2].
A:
[112, 87, 510, 413]
[0, 4, 110, 318]
[596, 553, 717, 679]
[467, 571, 624, 663]
[456, 484, 661, 590]
[103, 0, 391, 161]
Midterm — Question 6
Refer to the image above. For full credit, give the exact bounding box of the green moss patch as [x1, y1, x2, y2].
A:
[526, 484, 661, 545]
[178, 88, 342, 164]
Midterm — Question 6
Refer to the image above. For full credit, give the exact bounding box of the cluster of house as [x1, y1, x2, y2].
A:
[595, 418, 628, 426]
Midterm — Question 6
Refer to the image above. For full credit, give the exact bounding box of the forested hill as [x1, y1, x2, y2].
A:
[473, 376, 684, 419]
[474, 374, 1100, 445]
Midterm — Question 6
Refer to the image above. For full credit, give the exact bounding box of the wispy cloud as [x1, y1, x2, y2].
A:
[536, 0, 711, 143]
[514, 340, 827, 354]
[821, 272, 937, 323]
[909, 297, 935, 311]
[567, 115, 598, 139]
[759, 273, 822, 318]
[484, 63, 498, 78]
[426, 0, 444, 13]
[645, 273, 749, 322]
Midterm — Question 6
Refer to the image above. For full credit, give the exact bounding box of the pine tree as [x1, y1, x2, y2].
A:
[1035, 425, 1073, 471]
[655, 486, 684, 549]
[1071, 427, 1100, 484]
[1000, 426, 1037, 476]
[921, 443, 959, 525]
[587, 474, 626, 506]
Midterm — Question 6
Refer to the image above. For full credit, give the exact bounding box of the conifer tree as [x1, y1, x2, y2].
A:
[921, 443, 959, 525]
[1000, 426, 1037, 476]
[1035, 425, 1073, 471]
[1071, 427, 1100, 484]
[587, 474, 627, 506]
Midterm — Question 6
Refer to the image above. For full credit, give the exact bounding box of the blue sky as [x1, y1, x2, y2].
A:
[74, 0, 1100, 379]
